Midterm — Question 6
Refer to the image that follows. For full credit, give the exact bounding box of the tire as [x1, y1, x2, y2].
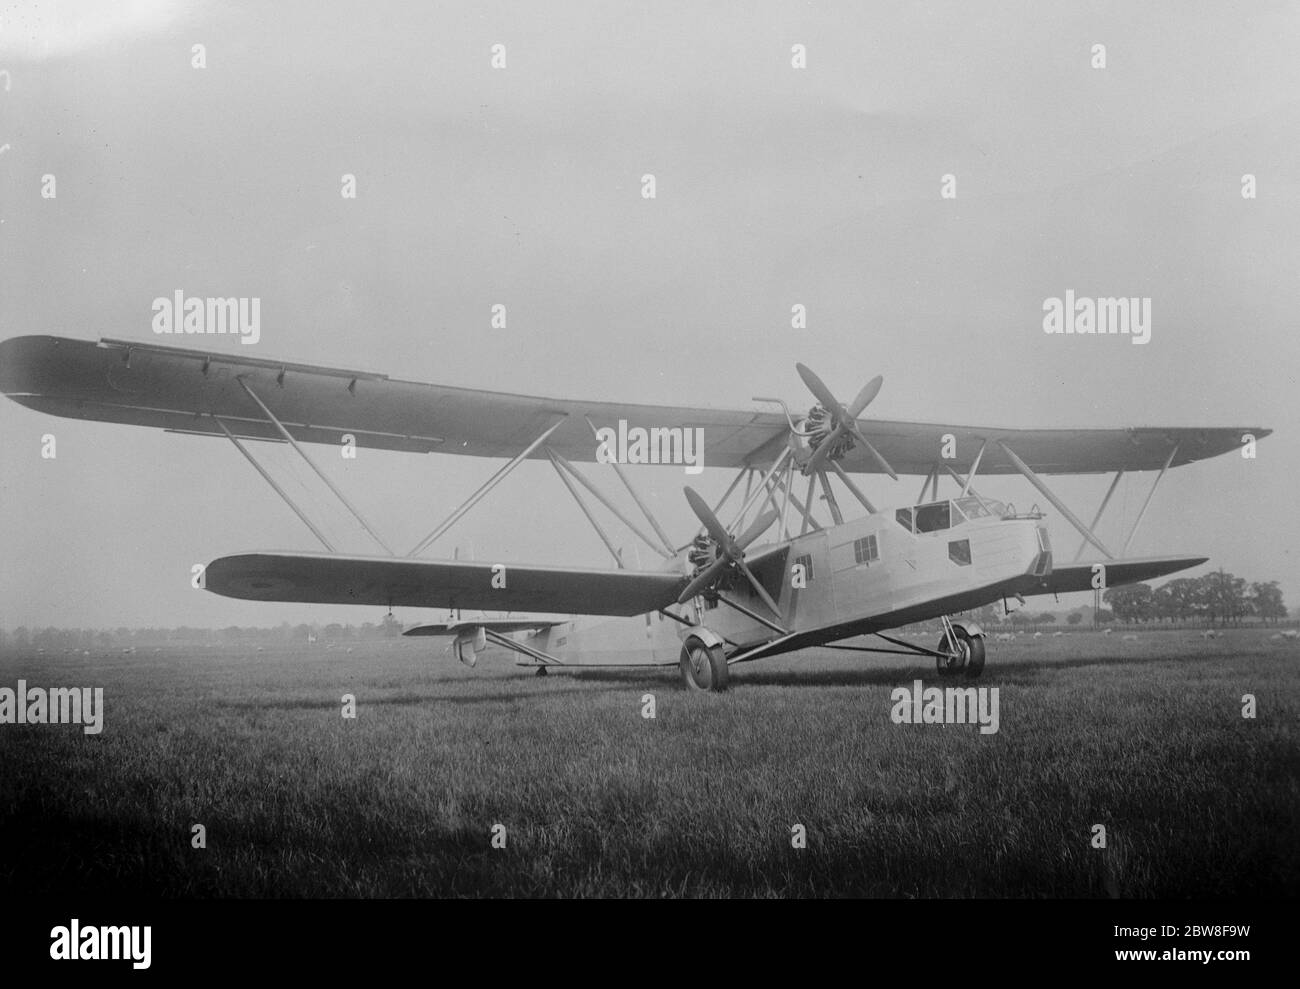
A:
[679, 638, 729, 692]
[935, 625, 985, 679]
[962, 631, 986, 679]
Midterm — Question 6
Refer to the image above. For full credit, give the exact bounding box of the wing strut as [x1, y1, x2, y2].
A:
[406, 415, 568, 557]
[1122, 444, 1179, 554]
[1073, 470, 1125, 562]
[545, 447, 625, 568]
[800, 471, 818, 535]
[778, 456, 795, 537]
[942, 463, 995, 515]
[727, 447, 792, 535]
[482, 627, 562, 666]
[211, 416, 337, 552]
[236, 378, 395, 555]
[961, 440, 988, 496]
[817, 469, 844, 525]
[918, 465, 938, 503]
[715, 591, 788, 634]
[997, 441, 1114, 559]
[829, 461, 877, 514]
[581, 416, 677, 557]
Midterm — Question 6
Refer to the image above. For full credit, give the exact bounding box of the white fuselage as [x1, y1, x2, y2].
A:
[510, 498, 1049, 667]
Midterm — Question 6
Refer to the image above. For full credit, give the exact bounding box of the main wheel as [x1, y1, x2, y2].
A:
[935, 625, 985, 679]
[679, 639, 729, 692]
[963, 631, 986, 679]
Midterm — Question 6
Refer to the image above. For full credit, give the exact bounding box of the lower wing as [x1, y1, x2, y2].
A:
[1019, 555, 1207, 596]
[204, 552, 684, 616]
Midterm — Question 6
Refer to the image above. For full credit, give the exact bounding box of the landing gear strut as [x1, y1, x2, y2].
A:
[935, 620, 986, 679]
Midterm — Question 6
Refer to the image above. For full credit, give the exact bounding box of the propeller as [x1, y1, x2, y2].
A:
[795, 363, 898, 479]
[677, 487, 782, 617]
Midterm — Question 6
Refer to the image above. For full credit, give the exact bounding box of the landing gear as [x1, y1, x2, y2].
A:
[679, 638, 729, 692]
[935, 622, 986, 679]
[535, 666, 549, 677]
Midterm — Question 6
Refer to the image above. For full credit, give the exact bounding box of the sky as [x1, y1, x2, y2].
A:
[1, 0, 1297, 629]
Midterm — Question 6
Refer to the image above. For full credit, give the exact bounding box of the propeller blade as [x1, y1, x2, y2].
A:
[683, 485, 733, 553]
[797, 365, 885, 476]
[847, 424, 899, 480]
[847, 374, 884, 418]
[795, 363, 844, 418]
[804, 427, 844, 475]
[734, 508, 778, 552]
[677, 556, 730, 604]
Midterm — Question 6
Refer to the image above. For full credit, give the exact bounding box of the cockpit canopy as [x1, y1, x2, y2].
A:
[896, 495, 1010, 533]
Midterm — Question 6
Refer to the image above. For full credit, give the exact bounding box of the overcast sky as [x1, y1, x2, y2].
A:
[1, 0, 1297, 629]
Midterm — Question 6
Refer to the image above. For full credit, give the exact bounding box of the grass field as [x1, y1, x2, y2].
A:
[1, 629, 1296, 897]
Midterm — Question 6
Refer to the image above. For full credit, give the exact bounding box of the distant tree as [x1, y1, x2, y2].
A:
[1151, 583, 1174, 623]
[1095, 608, 1115, 624]
[1200, 570, 1248, 627]
[1163, 577, 1205, 623]
[1104, 583, 1153, 623]
[1038, 612, 1056, 625]
[1067, 612, 1082, 626]
[1249, 581, 1286, 625]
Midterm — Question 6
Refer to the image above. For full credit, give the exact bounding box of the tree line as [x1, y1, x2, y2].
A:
[0, 615, 407, 651]
[1101, 571, 1285, 626]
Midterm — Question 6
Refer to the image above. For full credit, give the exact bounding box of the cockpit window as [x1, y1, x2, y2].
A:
[954, 494, 1007, 519]
[895, 507, 913, 532]
[914, 501, 951, 533]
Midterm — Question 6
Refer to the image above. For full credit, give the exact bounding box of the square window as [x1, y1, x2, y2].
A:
[948, 539, 972, 566]
[794, 554, 814, 582]
[853, 535, 879, 565]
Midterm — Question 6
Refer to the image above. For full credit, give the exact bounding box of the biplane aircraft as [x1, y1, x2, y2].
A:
[0, 334, 1268, 691]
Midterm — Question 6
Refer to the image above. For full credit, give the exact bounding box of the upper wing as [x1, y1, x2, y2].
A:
[204, 551, 683, 616]
[0, 334, 1266, 474]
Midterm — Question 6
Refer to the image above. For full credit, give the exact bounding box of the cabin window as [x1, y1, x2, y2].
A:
[794, 553, 814, 582]
[645, 614, 652, 626]
[948, 539, 972, 566]
[895, 508, 913, 532]
[853, 535, 879, 565]
[915, 502, 951, 533]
